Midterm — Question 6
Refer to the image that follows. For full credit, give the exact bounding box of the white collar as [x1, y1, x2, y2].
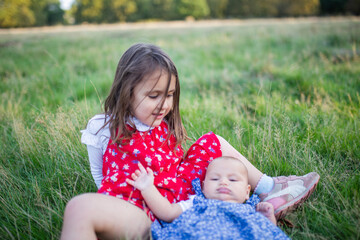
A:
[128, 116, 155, 132]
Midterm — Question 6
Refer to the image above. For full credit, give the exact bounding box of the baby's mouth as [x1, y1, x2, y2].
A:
[217, 187, 231, 194]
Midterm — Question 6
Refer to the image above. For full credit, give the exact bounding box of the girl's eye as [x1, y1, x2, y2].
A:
[149, 95, 158, 99]
[167, 94, 173, 98]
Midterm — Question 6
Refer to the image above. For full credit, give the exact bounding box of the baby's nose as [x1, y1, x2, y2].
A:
[220, 178, 229, 185]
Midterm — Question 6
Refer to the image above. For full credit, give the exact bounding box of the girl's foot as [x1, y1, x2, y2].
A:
[259, 172, 320, 220]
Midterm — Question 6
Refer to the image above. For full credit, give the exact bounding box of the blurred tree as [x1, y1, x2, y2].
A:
[207, 0, 228, 18]
[226, 0, 278, 17]
[152, 0, 178, 20]
[46, 2, 65, 24]
[225, 0, 243, 17]
[130, 0, 179, 21]
[0, 0, 63, 27]
[278, 0, 319, 16]
[76, 0, 104, 23]
[319, 0, 346, 14]
[72, 0, 136, 23]
[226, 0, 319, 17]
[112, 0, 137, 22]
[250, 0, 279, 17]
[30, 0, 63, 26]
[0, 0, 35, 27]
[345, 0, 360, 15]
[101, 0, 118, 22]
[320, 0, 359, 15]
[177, 0, 210, 19]
[131, 0, 151, 20]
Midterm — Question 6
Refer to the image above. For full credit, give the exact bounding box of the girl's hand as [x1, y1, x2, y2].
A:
[126, 163, 154, 191]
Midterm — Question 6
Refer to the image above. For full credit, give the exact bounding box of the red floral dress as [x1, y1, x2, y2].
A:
[98, 120, 221, 221]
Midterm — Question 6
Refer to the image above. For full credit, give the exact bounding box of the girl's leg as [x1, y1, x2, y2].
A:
[216, 135, 263, 190]
[61, 193, 151, 240]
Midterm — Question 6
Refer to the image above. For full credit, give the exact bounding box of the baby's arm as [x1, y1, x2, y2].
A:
[256, 202, 277, 225]
[126, 163, 183, 222]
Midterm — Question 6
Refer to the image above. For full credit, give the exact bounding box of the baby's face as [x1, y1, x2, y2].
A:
[202, 158, 251, 203]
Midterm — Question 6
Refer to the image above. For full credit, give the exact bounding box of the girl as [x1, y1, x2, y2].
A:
[61, 43, 319, 240]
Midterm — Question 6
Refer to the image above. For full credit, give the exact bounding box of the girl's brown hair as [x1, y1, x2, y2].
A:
[103, 43, 187, 147]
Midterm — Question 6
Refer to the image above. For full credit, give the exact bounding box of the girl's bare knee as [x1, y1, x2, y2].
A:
[62, 193, 151, 239]
[64, 194, 94, 221]
[216, 134, 229, 148]
[61, 194, 100, 240]
[215, 134, 224, 142]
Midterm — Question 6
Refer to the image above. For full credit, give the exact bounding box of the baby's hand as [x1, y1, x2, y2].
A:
[256, 202, 274, 218]
[126, 163, 154, 191]
[256, 202, 277, 225]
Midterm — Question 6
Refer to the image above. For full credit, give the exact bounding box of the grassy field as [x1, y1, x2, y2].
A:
[1, 17, 359, 239]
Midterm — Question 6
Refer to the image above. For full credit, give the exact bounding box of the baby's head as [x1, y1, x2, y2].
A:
[104, 43, 186, 144]
[202, 156, 251, 203]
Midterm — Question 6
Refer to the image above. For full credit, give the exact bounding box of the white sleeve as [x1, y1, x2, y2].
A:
[178, 195, 195, 212]
[87, 145, 104, 189]
[80, 114, 110, 189]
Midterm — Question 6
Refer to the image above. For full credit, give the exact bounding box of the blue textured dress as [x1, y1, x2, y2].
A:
[151, 178, 290, 240]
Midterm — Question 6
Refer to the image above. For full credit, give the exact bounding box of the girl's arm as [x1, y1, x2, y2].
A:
[87, 145, 103, 188]
[126, 163, 183, 222]
[81, 114, 110, 189]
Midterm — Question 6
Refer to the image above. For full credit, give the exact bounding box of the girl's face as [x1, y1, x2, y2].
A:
[131, 69, 176, 127]
[202, 159, 251, 203]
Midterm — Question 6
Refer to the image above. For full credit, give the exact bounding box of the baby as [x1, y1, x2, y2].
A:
[127, 156, 289, 239]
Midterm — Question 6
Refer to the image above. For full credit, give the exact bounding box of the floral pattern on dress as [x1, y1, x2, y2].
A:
[151, 179, 290, 240]
[98, 121, 222, 221]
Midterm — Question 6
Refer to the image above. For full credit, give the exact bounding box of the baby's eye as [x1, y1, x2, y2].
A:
[210, 178, 219, 181]
[229, 179, 238, 182]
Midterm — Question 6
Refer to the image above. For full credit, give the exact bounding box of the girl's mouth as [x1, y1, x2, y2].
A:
[153, 112, 165, 119]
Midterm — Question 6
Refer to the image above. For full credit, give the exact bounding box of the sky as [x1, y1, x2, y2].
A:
[60, 0, 75, 10]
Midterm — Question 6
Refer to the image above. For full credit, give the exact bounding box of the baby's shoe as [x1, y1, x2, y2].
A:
[259, 172, 320, 220]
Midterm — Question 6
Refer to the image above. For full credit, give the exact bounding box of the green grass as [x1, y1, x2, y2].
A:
[1, 18, 359, 239]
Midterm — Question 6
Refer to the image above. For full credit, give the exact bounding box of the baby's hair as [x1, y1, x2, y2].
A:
[209, 156, 249, 178]
[103, 43, 187, 147]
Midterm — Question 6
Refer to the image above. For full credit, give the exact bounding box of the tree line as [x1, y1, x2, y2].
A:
[1, 0, 359, 28]
[0, 0, 64, 28]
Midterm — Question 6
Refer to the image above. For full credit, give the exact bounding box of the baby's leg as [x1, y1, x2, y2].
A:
[61, 193, 151, 240]
[256, 202, 277, 225]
